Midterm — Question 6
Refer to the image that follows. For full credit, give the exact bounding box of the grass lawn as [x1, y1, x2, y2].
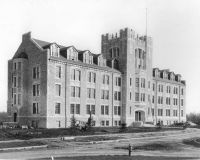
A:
[0, 127, 184, 141]
[36, 155, 198, 160]
[0, 141, 46, 149]
[183, 138, 200, 147]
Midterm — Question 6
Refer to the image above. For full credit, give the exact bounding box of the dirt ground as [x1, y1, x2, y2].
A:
[1, 128, 200, 160]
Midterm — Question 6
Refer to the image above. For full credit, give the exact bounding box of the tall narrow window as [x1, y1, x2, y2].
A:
[55, 84, 61, 96]
[18, 94, 21, 105]
[56, 66, 61, 78]
[55, 103, 61, 114]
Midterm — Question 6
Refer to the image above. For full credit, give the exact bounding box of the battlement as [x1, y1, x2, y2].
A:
[102, 28, 152, 45]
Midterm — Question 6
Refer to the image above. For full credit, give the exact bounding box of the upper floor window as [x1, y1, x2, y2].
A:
[115, 77, 121, 86]
[50, 44, 59, 57]
[33, 66, 40, 79]
[181, 88, 184, 95]
[18, 62, 21, 71]
[103, 74, 109, 85]
[71, 69, 81, 81]
[87, 88, 96, 99]
[88, 72, 96, 83]
[101, 90, 109, 100]
[56, 66, 61, 78]
[114, 91, 121, 101]
[71, 86, 80, 98]
[141, 78, 145, 88]
[67, 47, 78, 61]
[114, 106, 121, 115]
[135, 78, 139, 87]
[13, 62, 17, 71]
[55, 84, 61, 96]
[33, 84, 40, 96]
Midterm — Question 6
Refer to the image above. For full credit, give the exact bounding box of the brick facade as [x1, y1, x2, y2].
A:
[7, 28, 186, 128]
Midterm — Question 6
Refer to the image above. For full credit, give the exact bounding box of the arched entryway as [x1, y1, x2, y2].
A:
[135, 110, 145, 122]
[13, 113, 17, 122]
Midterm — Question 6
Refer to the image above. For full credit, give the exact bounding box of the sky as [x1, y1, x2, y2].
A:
[0, 0, 200, 113]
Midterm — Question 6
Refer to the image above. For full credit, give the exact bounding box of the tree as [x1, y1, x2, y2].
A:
[187, 113, 200, 125]
[70, 115, 77, 129]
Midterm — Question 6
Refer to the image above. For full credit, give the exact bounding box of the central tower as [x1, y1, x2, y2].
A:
[101, 28, 153, 126]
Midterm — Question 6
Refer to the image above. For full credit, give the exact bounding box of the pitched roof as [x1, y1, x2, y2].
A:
[32, 38, 51, 48]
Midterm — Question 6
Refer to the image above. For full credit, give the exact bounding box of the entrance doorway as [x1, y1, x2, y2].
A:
[14, 113, 17, 122]
[135, 111, 145, 122]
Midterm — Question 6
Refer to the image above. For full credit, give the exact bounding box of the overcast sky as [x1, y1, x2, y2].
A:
[0, 0, 200, 113]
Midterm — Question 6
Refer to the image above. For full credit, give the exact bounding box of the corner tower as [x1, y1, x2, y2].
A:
[101, 28, 153, 126]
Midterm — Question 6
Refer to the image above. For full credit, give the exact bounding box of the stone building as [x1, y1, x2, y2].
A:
[7, 28, 186, 128]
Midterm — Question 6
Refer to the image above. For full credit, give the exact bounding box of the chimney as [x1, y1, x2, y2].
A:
[22, 32, 31, 41]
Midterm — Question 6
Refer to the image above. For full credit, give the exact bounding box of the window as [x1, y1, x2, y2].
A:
[153, 83, 155, 91]
[13, 77, 17, 87]
[135, 78, 139, 87]
[14, 62, 17, 70]
[14, 94, 16, 105]
[87, 88, 96, 99]
[152, 108, 154, 116]
[140, 93, 145, 102]
[101, 121, 105, 126]
[56, 66, 61, 78]
[55, 84, 61, 96]
[118, 106, 121, 115]
[18, 76, 21, 88]
[114, 106, 121, 115]
[115, 77, 121, 86]
[33, 84, 40, 96]
[152, 96, 154, 104]
[114, 91, 121, 101]
[88, 72, 96, 83]
[105, 105, 109, 115]
[173, 110, 178, 117]
[141, 78, 145, 88]
[76, 87, 80, 97]
[148, 81, 150, 89]
[181, 110, 184, 117]
[166, 97, 171, 105]
[130, 106, 132, 115]
[33, 103, 39, 114]
[33, 66, 40, 79]
[70, 104, 75, 114]
[130, 92, 132, 100]
[101, 105, 109, 115]
[101, 90, 109, 100]
[101, 105, 104, 115]
[55, 103, 61, 114]
[106, 121, 109, 126]
[71, 86, 75, 97]
[181, 99, 184, 106]
[181, 88, 184, 95]
[135, 92, 139, 102]
[18, 94, 21, 105]
[86, 104, 95, 115]
[71, 86, 80, 98]
[103, 75, 109, 85]
[158, 109, 163, 116]
[166, 109, 170, 116]
[18, 62, 21, 70]
[71, 69, 81, 81]
[76, 104, 80, 114]
[130, 78, 132, 86]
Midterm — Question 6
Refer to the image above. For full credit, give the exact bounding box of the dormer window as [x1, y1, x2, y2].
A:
[50, 44, 59, 57]
[67, 47, 78, 61]
[89, 55, 93, 64]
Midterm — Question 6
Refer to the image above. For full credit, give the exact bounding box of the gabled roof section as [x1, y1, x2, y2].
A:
[32, 38, 51, 48]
